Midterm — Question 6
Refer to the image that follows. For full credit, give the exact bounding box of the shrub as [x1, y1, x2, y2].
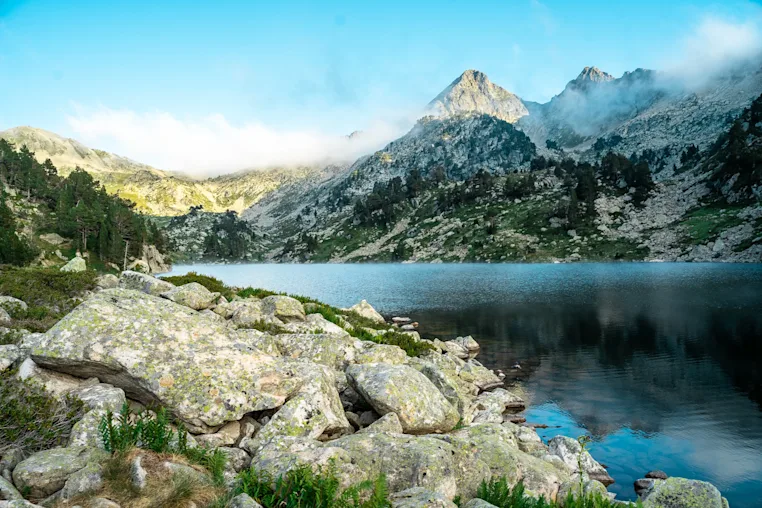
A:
[232, 464, 391, 508]
[161, 272, 234, 300]
[237, 287, 278, 299]
[0, 368, 87, 454]
[244, 319, 291, 335]
[356, 329, 435, 357]
[0, 266, 98, 331]
[100, 403, 227, 486]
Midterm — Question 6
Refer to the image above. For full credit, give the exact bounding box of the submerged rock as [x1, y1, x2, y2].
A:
[346, 364, 459, 434]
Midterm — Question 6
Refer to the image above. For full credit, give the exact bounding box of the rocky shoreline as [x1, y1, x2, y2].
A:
[0, 271, 731, 507]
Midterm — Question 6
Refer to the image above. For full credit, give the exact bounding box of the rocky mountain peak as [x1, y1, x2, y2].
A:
[426, 69, 529, 123]
[576, 66, 614, 84]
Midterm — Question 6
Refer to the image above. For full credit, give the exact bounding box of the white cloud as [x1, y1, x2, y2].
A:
[66, 106, 412, 177]
[663, 16, 762, 84]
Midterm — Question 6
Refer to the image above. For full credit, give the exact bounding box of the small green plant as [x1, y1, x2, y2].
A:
[232, 464, 391, 508]
[99, 404, 227, 485]
[0, 368, 87, 454]
[161, 272, 235, 300]
[476, 477, 642, 508]
[237, 287, 278, 299]
[356, 329, 435, 357]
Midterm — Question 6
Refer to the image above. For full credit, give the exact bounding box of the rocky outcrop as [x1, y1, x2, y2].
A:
[640, 477, 728, 508]
[160, 282, 220, 310]
[346, 364, 459, 434]
[547, 436, 614, 486]
[24, 288, 305, 432]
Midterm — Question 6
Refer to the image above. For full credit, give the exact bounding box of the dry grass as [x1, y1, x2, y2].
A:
[56, 448, 224, 508]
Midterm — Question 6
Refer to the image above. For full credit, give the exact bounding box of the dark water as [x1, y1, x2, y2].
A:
[166, 263, 762, 506]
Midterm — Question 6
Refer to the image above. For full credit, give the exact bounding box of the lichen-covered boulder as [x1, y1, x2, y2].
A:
[248, 436, 365, 489]
[59, 461, 104, 501]
[468, 389, 525, 424]
[548, 436, 614, 486]
[230, 300, 271, 328]
[347, 300, 386, 325]
[195, 421, 241, 448]
[463, 500, 499, 508]
[274, 334, 362, 370]
[355, 343, 408, 365]
[69, 383, 126, 412]
[0, 475, 23, 500]
[0, 309, 10, 327]
[390, 487, 458, 507]
[261, 295, 306, 322]
[284, 314, 350, 336]
[641, 477, 727, 508]
[409, 355, 477, 415]
[12, 447, 108, 499]
[95, 274, 119, 290]
[26, 289, 305, 432]
[237, 329, 281, 356]
[0, 345, 22, 372]
[358, 412, 404, 434]
[0, 296, 27, 314]
[60, 257, 86, 273]
[460, 360, 502, 390]
[346, 364, 459, 434]
[160, 282, 220, 310]
[117, 271, 175, 296]
[433, 424, 570, 501]
[219, 447, 252, 473]
[254, 363, 351, 444]
[330, 432, 489, 499]
[229, 493, 263, 508]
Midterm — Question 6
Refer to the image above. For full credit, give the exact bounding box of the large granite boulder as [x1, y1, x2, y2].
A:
[25, 289, 305, 432]
[548, 436, 614, 486]
[0, 345, 22, 372]
[60, 257, 86, 273]
[346, 364, 460, 434]
[432, 423, 569, 500]
[329, 432, 489, 499]
[641, 477, 728, 508]
[160, 282, 220, 310]
[12, 447, 108, 499]
[117, 271, 175, 296]
[261, 295, 306, 322]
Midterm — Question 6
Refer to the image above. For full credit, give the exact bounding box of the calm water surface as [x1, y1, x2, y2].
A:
[166, 263, 762, 506]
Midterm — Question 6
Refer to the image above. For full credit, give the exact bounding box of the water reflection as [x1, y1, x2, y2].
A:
[167, 263, 762, 506]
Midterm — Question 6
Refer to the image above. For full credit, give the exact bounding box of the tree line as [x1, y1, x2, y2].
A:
[0, 140, 165, 266]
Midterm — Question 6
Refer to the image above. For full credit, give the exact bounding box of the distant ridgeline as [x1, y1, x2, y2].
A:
[0, 139, 166, 267]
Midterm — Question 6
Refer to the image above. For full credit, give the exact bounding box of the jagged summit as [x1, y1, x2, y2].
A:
[576, 66, 614, 83]
[427, 69, 528, 123]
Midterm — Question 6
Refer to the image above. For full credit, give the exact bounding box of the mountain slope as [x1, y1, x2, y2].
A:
[241, 66, 762, 264]
[427, 70, 528, 123]
[0, 127, 327, 216]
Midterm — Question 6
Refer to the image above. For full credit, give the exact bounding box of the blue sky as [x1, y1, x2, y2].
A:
[1, 0, 761, 173]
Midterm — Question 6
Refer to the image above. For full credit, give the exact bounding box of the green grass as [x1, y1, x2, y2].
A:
[0, 266, 98, 331]
[680, 205, 745, 245]
[227, 464, 391, 508]
[475, 478, 642, 508]
[0, 368, 87, 454]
